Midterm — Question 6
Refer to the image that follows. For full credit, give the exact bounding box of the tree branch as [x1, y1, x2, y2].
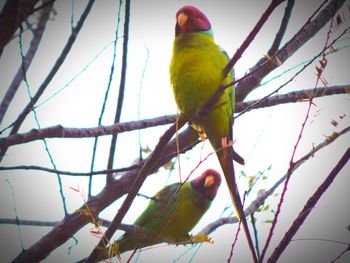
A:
[12, 119, 194, 262]
[1, 85, 348, 149]
[0, 115, 176, 149]
[0, 0, 41, 54]
[0, 217, 141, 234]
[0, 1, 54, 125]
[223, 0, 286, 76]
[267, 0, 295, 55]
[0, 0, 96, 161]
[267, 147, 350, 262]
[85, 116, 186, 262]
[106, 0, 130, 184]
[236, 0, 346, 102]
[199, 125, 350, 235]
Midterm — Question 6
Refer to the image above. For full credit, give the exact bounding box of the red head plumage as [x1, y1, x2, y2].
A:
[175, 6, 211, 36]
[191, 169, 221, 201]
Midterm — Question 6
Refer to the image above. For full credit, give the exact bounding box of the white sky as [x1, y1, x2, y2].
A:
[0, 1, 349, 262]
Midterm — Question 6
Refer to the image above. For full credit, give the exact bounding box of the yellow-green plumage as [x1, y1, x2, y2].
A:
[170, 6, 257, 262]
[170, 31, 234, 152]
[115, 169, 221, 255]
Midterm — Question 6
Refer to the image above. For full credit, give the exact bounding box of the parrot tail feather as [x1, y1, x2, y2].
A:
[216, 146, 258, 262]
[232, 148, 245, 165]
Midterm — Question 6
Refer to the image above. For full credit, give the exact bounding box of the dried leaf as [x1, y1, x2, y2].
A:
[263, 204, 270, 211]
[163, 160, 174, 170]
[142, 146, 152, 154]
[190, 233, 213, 244]
[263, 219, 274, 224]
[248, 176, 256, 188]
[90, 229, 102, 235]
[69, 186, 80, 192]
[315, 66, 323, 76]
[108, 240, 120, 258]
[76, 208, 91, 217]
[336, 14, 343, 27]
[330, 119, 338, 127]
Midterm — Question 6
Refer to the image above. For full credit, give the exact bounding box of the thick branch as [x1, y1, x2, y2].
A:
[12, 121, 195, 262]
[0, 0, 41, 53]
[0, 0, 96, 161]
[10, 120, 349, 262]
[85, 116, 186, 262]
[267, 147, 350, 262]
[236, 0, 346, 101]
[0, 115, 176, 149]
[1, 85, 348, 149]
[0, 2, 53, 125]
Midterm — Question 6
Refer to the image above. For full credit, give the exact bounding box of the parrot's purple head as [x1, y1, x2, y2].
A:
[191, 169, 221, 201]
[175, 6, 212, 36]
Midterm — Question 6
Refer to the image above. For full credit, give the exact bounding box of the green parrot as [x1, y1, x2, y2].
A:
[100, 169, 221, 258]
[169, 5, 257, 261]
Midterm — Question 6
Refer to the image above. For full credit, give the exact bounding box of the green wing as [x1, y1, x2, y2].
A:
[117, 182, 211, 253]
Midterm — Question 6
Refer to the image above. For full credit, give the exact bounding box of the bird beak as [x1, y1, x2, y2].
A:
[177, 12, 188, 29]
[204, 175, 215, 187]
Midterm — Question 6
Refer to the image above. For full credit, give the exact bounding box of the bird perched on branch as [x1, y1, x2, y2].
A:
[95, 169, 221, 260]
[170, 5, 257, 261]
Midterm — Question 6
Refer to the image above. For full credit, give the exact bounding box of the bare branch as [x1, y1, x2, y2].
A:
[0, 0, 41, 54]
[224, 0, 286, 76]
[267, 0, 295, 55]
[200, 125, 350, 235]
[0, 164, 141, 176]
[236, 0, 346, 102]
[89, 0, 123, 197]
[0, 2, 54, 125]
[1, 85, 348, 149]
[0, 115, 176, 149]
[0, 217, 141, 234]
[267, 147, 350, 262]
[0, 0, 96, 161]
[235, 84, 350, 113]
[12, 118, 193, 262]
[85, 115, 186, 262]
[106, 0, 131, 184]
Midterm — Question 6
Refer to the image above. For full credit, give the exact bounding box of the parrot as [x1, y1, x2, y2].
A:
[93, 169, 221, 260]
[169, 5, 257, 262]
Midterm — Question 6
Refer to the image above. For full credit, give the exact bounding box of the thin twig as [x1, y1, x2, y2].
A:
[268, 0, 295, 55]
[106, 0, 131, 184]
[0, 2, 53, 125]
[89, 0, 123, 197]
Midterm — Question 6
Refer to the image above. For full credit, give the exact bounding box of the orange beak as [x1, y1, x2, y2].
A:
[204, 175, 215, 188]
[177, 12, 188, 29]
